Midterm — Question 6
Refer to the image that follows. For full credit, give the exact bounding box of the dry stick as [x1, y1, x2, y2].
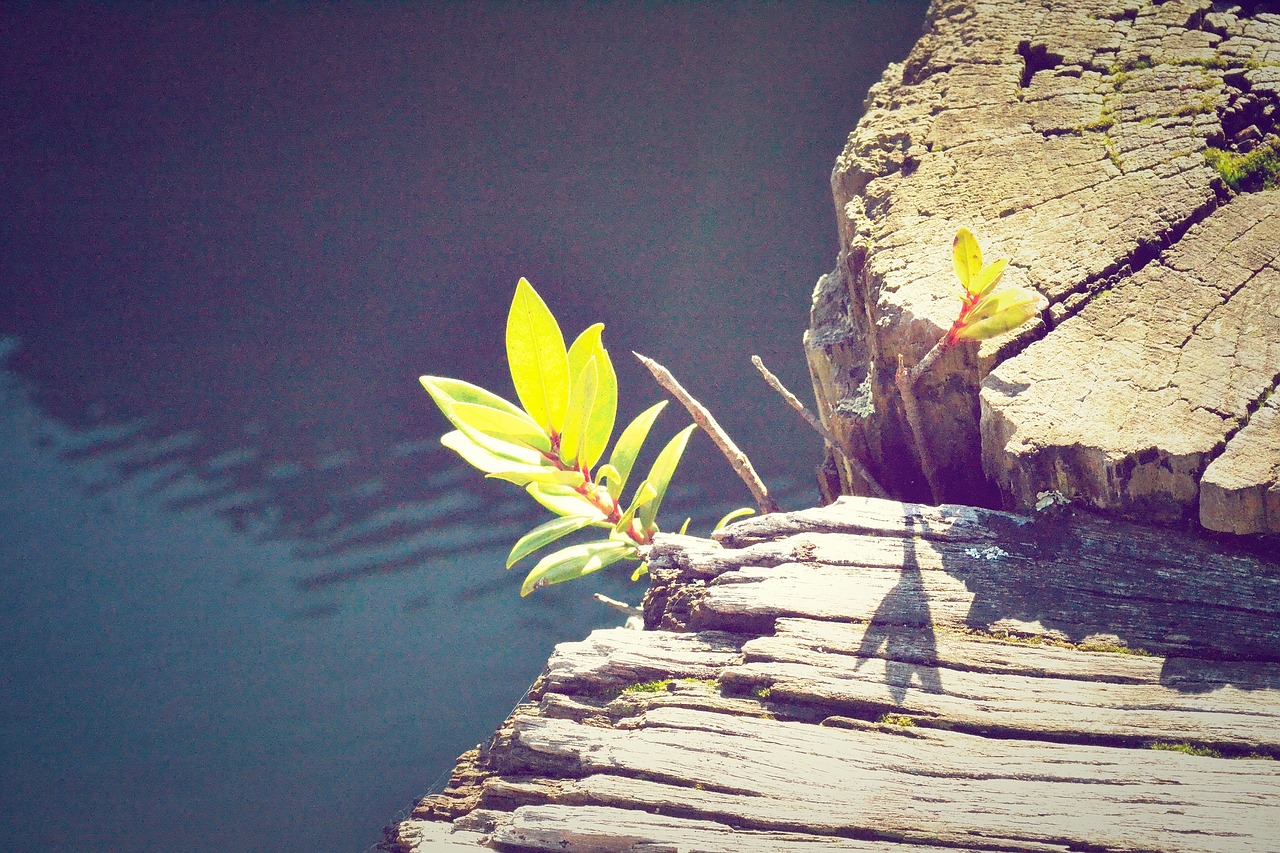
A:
[634, 352, 779, 516]
[894, 338, 950, 505]
[750, 355, 890, 500]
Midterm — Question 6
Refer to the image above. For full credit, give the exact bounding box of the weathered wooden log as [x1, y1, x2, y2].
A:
[806, 0, 1280, 533]
[385, 497, 1280, 853]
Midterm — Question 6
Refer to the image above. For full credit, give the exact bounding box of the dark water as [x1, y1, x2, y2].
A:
[0, 4, 926, 850]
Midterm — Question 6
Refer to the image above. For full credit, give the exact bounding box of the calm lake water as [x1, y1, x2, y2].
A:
[1, 4, 926, 850]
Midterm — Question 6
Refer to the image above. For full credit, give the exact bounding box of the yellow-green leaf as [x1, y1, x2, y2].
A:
[967, 257, 1009, 302]
[638, 423, 696, 534]
[506, 278, 569, 434]
[440, 430, 540, 473]
[559, 356, 598, 466]
[613, 479, 657, 536]
[952, 227, 983, 289]
[526, 483, 607, 521]
[567, 324, 618, 470]
[713, 507, 755, 533]
[449, 402, 552, 453]
[605, 401, 667, 501]
[955, 287, 1045, 342]
[630, 562, 649, 582]
[520, 539, 637, 596]
[419, 375, 534, 425]
[486, 465, 587, 487]
[506, 515, 599, 568]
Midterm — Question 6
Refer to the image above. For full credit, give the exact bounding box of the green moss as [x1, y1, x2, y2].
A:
[878, 713, 916, 727]
[1172, 56, 1230, 71]
[1150, 741, 1223, 758]
[1075, 109, 1116, 133]
[1105, 138, 1123, 170]
[623, 679, 672, 694]
[1204, 142, 1280, 192]
[1172, 95, 1216, 117]
[960, 626, 1154, 656]
[751, 685, 772, 701]
[1109, 58, 1153, 75]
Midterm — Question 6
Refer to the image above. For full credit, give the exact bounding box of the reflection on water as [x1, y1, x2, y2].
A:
[0, 3, 927, 851]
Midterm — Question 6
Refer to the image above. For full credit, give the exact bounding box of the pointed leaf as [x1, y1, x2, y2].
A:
[568, 324, 618, 470]
[506, 278, 569, 434]
[952, 227, 983, 289]
[713, 507, 755, 533]
[559, 356, 598, 466]
[613, 479, 657, 536]
[605, 401, 667, 500]
[967, 257, 1009, 302]
[954, 287, 1045, 342]
[520, 539, 636, 596]
[441, 430, 540, 473]
[638, 423, 696, 534]
[485, 465, 587, 487]
[506, 515, 598, 568]
[449, 402, 552, 452]
[678, 517, 691, 535]
[419, 376, 535, 425]
[630, 562, 649, 582]
[526, 483, 607, 521]
[596, 464, 623, 496]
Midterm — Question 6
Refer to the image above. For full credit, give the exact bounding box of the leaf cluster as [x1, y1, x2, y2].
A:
[422, 279, 737, 596]
[944, 228, 1046, 346]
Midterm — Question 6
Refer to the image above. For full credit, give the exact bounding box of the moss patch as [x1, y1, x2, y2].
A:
[1150, 740, 1223, 758]
[878, 713, 916, 727]
[1204, 143, 1280, 192]
[959, 626, 1155, 656]
[622, 679, 673, 694]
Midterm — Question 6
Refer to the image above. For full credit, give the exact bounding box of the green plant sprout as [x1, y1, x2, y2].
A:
[896, 227, 1046, 502]
[421, 278, 750, 596]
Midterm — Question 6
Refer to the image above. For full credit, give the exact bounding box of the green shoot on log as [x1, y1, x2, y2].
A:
[896, 228, 1047, 502]
[421, 278, 751, 596]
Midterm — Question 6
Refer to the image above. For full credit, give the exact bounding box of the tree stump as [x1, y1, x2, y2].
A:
[384, 498, 1280, 852]
[806, 0, 1280, 534]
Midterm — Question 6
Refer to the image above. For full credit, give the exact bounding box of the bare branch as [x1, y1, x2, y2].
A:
[751, 355, 889, 499]
[634, 352, 779, 516]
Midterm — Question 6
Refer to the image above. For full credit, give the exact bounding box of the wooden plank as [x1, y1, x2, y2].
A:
[657, 497, 1280, 661]
[489, 804, 988, 852]
[501, 707, 1280, 853]
[390, 497, 1280, 852]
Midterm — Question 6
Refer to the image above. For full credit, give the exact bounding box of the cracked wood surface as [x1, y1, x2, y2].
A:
[805, 0, 1280, 533]
[385, 498, 1280, 852]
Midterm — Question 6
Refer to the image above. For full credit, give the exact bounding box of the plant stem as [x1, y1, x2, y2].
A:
[751, 355, 889, 499]
[633, 352, 779, 516]
[895, 344, 947, 505]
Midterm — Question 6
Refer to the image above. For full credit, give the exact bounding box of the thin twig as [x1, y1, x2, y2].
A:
[894, 347, 946, 505]
[904, 338, 949, 386]
[751, 355, 889, 499]
[634, 352, 779, 515]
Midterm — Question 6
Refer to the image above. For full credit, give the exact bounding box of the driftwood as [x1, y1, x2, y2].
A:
[805, 0, 1280, 533]
[385, 497, 1280, 852]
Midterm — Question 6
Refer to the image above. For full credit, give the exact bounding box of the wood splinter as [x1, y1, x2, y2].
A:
[633, 352, 779, 516]
[751, 355, 889, 500]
